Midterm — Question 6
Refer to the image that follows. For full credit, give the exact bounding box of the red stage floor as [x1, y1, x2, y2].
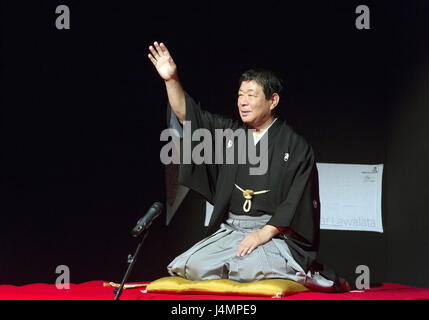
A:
[0, 281, 428, 300]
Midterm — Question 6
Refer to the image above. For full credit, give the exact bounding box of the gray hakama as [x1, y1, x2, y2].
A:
[167, 213, 336, 292]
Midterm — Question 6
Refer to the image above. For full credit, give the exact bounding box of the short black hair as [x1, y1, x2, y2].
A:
[238, 68, 283, 99]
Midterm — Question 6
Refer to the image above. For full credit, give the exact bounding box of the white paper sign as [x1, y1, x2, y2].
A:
[316, 163, 384, 233]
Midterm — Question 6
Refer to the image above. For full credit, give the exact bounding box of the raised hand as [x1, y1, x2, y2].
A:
[148, 41, 185, 122]
[148, 42, 178, 81]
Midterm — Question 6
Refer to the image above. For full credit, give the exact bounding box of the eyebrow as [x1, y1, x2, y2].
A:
[238, 89, 257, 93]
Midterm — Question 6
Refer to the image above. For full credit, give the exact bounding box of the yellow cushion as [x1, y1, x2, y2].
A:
[146, 276, 309, 297]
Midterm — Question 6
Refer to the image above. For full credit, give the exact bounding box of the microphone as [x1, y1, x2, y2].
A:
[131, 202, 164, 237]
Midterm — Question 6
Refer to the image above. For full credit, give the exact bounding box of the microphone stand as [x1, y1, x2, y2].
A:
[113, 229, 149, 301]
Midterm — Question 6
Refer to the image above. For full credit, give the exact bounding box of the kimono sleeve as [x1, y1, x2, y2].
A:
[167, 91, 237, 137]
[166, 91, 239, 204]
[267, 138, 319, 246]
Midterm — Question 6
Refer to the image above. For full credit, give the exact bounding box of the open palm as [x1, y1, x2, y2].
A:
[148, 42, 177, 81]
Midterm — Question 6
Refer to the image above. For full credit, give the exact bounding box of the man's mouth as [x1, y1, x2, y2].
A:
[241, 110, 251, 117]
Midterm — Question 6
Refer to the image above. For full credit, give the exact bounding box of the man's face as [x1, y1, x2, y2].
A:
[237, 80, 275, 128]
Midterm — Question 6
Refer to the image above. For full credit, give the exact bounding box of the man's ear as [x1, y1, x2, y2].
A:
[269, 93, 280, 111]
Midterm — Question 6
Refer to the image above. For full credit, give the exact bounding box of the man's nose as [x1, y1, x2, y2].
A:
[239, 97, 249, 106]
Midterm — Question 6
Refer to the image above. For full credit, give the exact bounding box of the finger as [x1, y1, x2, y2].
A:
[241, 247, 253, 256]
[148, 53, 157, 66]
[237, 244, 246, 257]
[154, 41, 164, 57]
[236, 244, 243, 256]
[237, 242, 250, 257]
[241, 244, 253, 256]
[246, 244, 257, 255]
[238, 248, 248, 257]
[160, 42, 171, 57]
[149, 45, 160, 59]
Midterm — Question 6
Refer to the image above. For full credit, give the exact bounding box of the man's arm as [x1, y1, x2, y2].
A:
[148, 42, 186, 123]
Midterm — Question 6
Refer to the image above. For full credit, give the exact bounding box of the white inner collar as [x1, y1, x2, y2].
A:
[252, 118, 278, 145]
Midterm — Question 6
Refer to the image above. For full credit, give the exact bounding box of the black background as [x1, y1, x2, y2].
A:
[2, 0, 429, 288]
